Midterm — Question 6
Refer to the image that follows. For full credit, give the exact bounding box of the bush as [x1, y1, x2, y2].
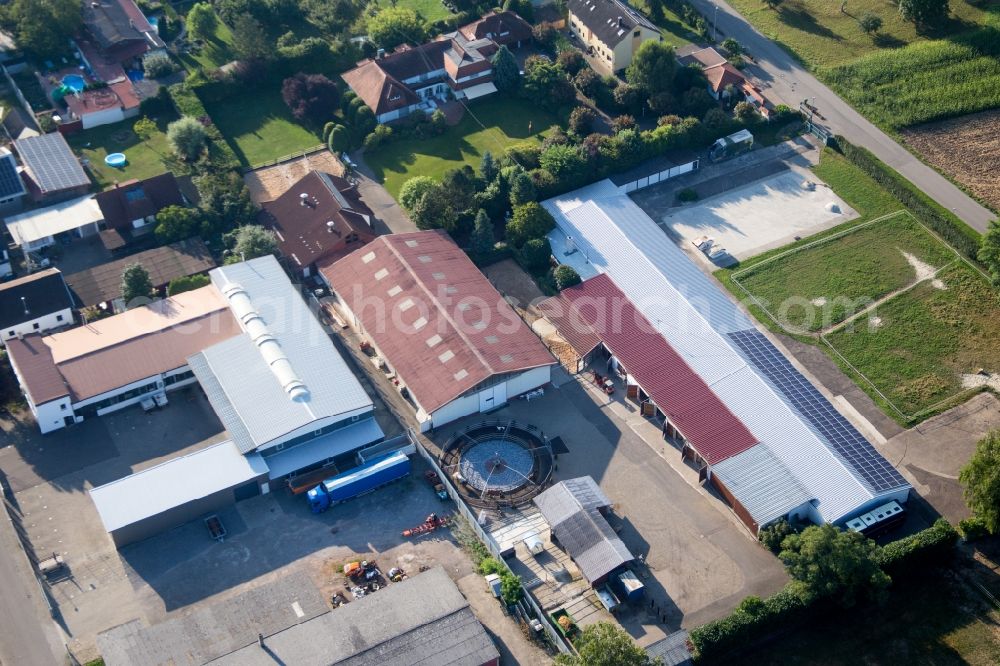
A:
[281, 72, 339, 125]
[874, 518, 958, 578]
[689, 586, 811, 661]
[363, 123, 393, 149]
[554, 264, 581, 290]
[166, 274, 210, 296]
[143, 52, 176, 78]
[834, 138, 981, 262]
[958, 516, 990, 542]
[399, 176, 437, 211]
[328, 124, 349, 152]
[166, 82, 240, 170]
[368, 7, 425, 49]
[517, 237, 552, 274]
[557, 49, 586, 76]
[167, 116, 208, 161]
[568, 106, 596, 136]
[506, 202, 556, 248]
[759, 518, 794, 553]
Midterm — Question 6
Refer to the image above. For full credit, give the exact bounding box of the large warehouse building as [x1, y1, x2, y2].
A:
[322, 230, 555, 431]
[8, 256, 385, 546]
[542, 180, 911, 532]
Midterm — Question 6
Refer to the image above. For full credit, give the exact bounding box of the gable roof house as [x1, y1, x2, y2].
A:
[323, 230, 555, 431]
[94, 172, 185, 234]
[0, 269, 74, 345]
[259, 171, 377, 278]
[14, 133, 91, 204]
[82, 0, 165, 63]
[342, 13, 531, 124]
[566, 0, 661, 74]
[678, 45, 774, 117]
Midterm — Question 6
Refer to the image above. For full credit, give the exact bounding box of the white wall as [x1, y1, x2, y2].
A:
[81, 106, 125, 130]
[0, 308, 72, 345]
[429, 365, 553, 430]
[33, 396, 74, 434]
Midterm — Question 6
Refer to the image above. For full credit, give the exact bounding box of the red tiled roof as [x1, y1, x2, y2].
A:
[459, 11, 533, 45]
[704, 63, 745, 94]
[341, 60, 420, 117]
[322, 230, 555, 414]
[560, 273, 758, 465]
[95, 172, 185, 230]
[259, 171, 377, 270]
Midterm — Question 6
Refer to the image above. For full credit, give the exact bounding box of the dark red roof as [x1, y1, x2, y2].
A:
[95, 172, 185, 230]
[560, 273, 758, 465]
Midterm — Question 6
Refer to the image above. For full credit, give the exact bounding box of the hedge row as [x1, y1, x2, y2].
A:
[689, 519, 960, 661]
[874, 518, 958, 579]
[833, 137, 983, 260]
[689, 586, 810, 662]
[166, 82, 241, 171]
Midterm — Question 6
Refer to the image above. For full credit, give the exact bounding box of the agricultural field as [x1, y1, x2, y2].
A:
[364, 98, 561, 199]
[733, 213, 957, 333]
[204, 89, 321, 167]
[824, 17, 1000, 130]
[901, 109, 1000, 212]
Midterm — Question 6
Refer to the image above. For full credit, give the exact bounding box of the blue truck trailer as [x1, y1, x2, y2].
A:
[307, 451, 411, 513]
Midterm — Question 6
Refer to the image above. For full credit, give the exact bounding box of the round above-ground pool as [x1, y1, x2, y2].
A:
[61, 74, 86, 93]
[105, 153, 127, 168]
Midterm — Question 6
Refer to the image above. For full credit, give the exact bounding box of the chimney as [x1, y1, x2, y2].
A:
[257, 633, 264, 648]
[617, 16, 623, 27]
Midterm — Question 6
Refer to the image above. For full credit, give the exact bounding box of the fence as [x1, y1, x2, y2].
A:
[1, 64, 41, 131]
[412, 439, 572, 654]
[244, 144, 328, 173]
[618, 159, 699, 194]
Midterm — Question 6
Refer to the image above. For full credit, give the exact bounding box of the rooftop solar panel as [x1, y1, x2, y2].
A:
[0, 153, 25, 199]
[15, 133, 90, 194]
[728, 329, 906, 494]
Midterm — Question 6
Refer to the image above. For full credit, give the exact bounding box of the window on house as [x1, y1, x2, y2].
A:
[32, 323, 40, 330]
[61, 403, 67, 410]
[7, 330, 13, 336]
[56, 314, 64, 322]
[634, 30, 640, 37]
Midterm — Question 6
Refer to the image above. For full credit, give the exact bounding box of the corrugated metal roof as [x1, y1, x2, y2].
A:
[208, 567, 499, 666]
[712, 445, 812, 526]
[89, 440, 267, 533]
[543, 181, 910, 524]
[560, 274, 759, 465]
[533, 476, 612, 526]
[6, 195, 103, 246]
[199, 256, 373, 452]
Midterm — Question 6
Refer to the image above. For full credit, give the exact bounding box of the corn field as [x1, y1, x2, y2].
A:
[825, 23, 1000, 129]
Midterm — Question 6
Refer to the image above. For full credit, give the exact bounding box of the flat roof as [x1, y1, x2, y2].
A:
[263, 417, 384, 479]
[543, 180, 910, 524]
[6, 195, 103, 246]
[89, 440, 267, 534]
[64, 238, 215, 307]
[192, 256, 373, 453]
[210, 567, 500, 666]
[322, 230, 554, 415]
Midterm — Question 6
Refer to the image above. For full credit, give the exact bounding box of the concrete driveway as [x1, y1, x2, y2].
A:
[350, 150, 417, 234]
[688, 0, 996, 232]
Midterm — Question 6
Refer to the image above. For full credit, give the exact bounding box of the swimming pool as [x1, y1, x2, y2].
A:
[61, 74, 86, 93]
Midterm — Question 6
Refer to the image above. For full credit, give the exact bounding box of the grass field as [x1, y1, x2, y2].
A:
[824, 262, 999, 415]
[371, 0, 453, 24]
[364, 98, 561, 200]
[747, 565, 1000, 666]
[629, 0, 701, 46]
[825, 17, 1000, 129]
[734, 213, 957, 332]
[724, 0, 989, 69]
[67, 114, 180, 189]
[205, 89, 321, 167]
[177, 19, 237, 71]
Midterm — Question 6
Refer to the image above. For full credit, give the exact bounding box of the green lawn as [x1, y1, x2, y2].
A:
[724, 0, 990, 69]
[204, 88, 321, 167]
[735, 213, 957, 332]
[371, 0, 453, 24]
[630, 0, 701, 47]
[67, 114, 180, 189]
[824, 14, 1000, 129]
[364, 98, 562, 200]
[824, 262, 999, 415]
[177, 19, 237, 71]
[746, 566, 1000, 666]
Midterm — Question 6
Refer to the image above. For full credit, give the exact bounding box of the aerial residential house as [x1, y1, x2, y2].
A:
[94, 172, 186, 232]
[259, 171, 377, 278]
[64, 238, 215, 309]
[5, 195, 104, 252]
[0, 269, 74, 345]
[0, 147, 28, 212]
[323, 230, 556, 431]
[341, 12, 532, 124]
[542, 180, 912, 534]
[14, 133, 91, 204]
[678, 45, 774, 117]
[566, 0, 661, 74]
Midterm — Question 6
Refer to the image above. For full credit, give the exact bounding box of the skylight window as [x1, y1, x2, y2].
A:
[438, 350, 455, 362]
[362, 251, 376, 263]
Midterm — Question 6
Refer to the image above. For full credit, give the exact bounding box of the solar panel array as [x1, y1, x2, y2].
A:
[0, 153, 25, 199]
[728, 329, 906, 493]
[15, 134, 89, 194]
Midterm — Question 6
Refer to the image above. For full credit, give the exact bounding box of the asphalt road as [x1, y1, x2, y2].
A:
[0, 502, 65, 666]
[690, 0, 997, 232]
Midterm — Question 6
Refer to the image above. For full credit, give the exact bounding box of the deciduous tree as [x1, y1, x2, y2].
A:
[186, 2, 217, 40]
[411, 186, 457, 232]
[5, 0, 81, 60]
[232, 14, 270, 61]
[978, 220, 1000, 285]
[226, 225, 279, 262]
[554, 264, 581, 290]
[555, 622, 653, 666]
[859, 12, 883, 35]
[506, 202, 555, 248]
[898, 0, 948, 28]
[626, 40, 677, 96]
[166, 274, 210, 296]
[399, 176, 437, 211]
[167, 116, 208, 161]
[154, 205, 201, 244]
[368, 7, 425, 49]
[959, 430, 1000, 534]
[281, 72, 339, 125]
[779, 524, 889, 607]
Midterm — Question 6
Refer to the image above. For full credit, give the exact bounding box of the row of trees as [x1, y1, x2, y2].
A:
[762, 0, 949, 29]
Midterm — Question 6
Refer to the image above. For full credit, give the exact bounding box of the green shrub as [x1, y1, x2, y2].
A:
[689, 586, 810, 661]
[166, 82, 240, 170]
[958, 516, 990, 542]
[874, 518, 958, 578]
[677, 187, 699, 202]
[759, 518, 794, 554]
[834, 138, 981, 261]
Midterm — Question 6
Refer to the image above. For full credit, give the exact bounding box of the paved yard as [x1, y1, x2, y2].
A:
[428, 367, 789, 639]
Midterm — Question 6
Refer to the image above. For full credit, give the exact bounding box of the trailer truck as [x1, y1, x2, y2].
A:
[307, 451, 411, 513]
